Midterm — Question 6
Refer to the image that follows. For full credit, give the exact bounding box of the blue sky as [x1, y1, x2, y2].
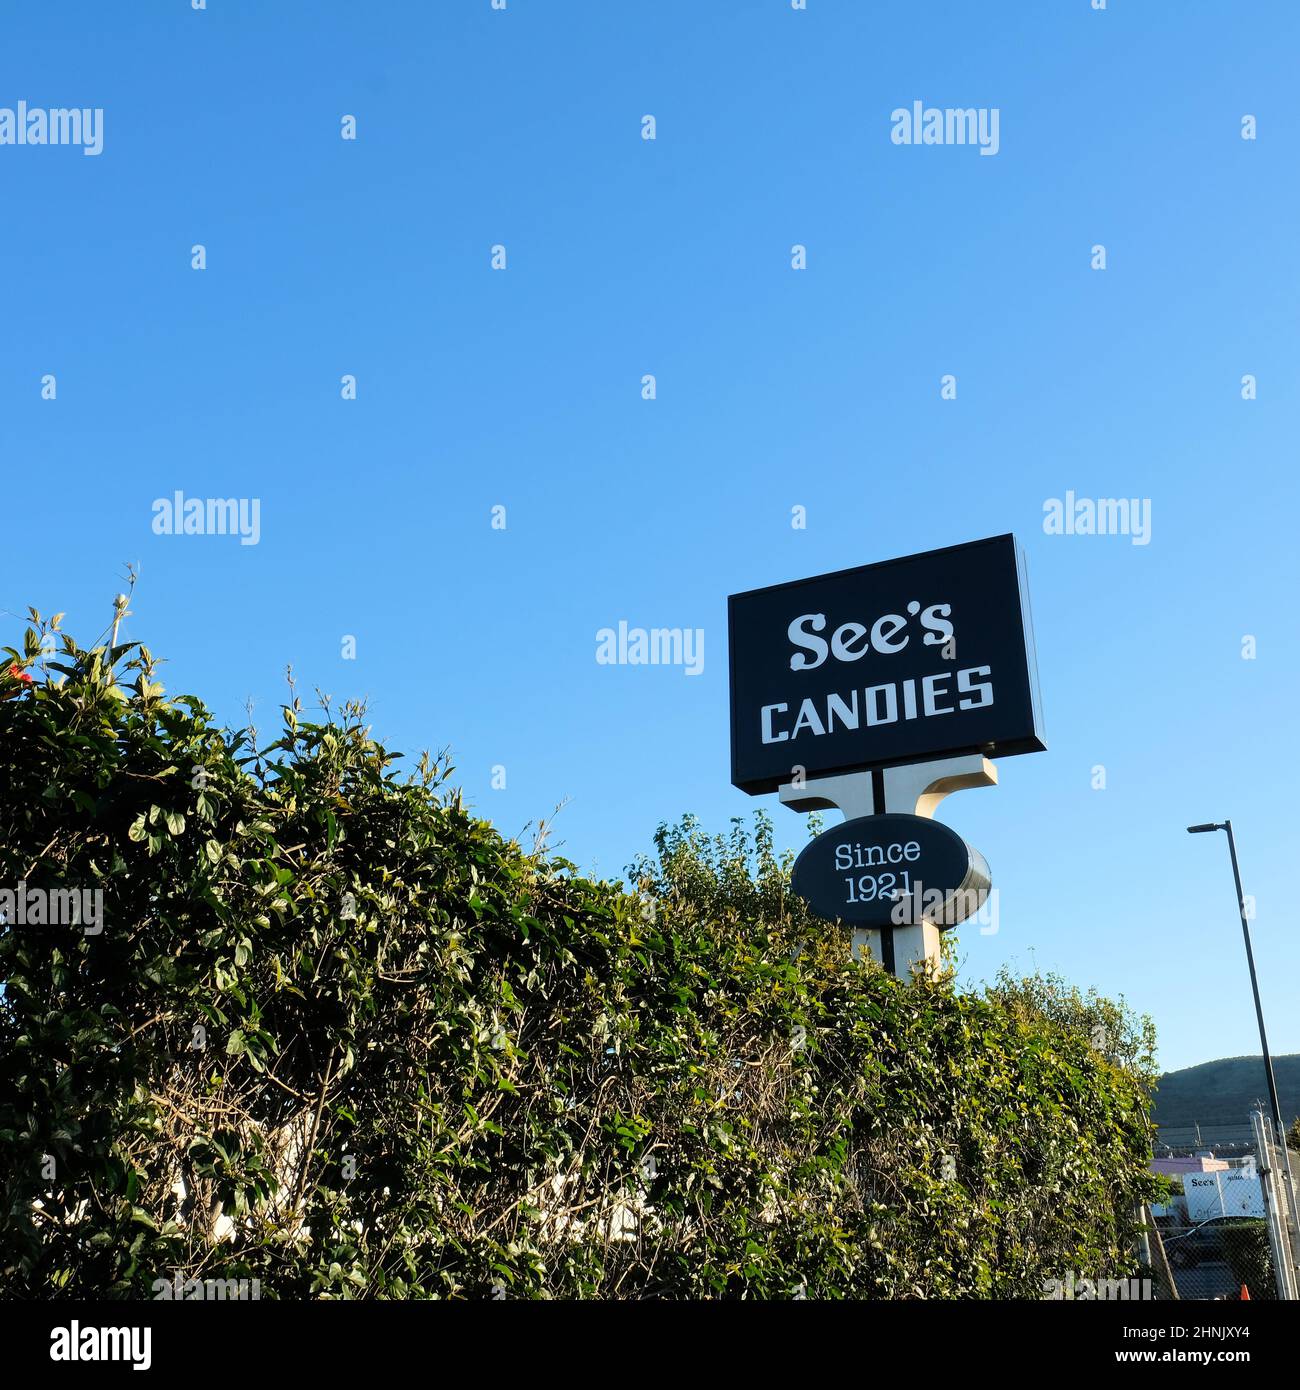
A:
[4, 1, 1298, 1074]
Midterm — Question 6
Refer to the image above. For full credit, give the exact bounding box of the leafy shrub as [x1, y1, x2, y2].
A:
[0, 615, 1163, 1299]
[1220, 1220, 1273, 1301]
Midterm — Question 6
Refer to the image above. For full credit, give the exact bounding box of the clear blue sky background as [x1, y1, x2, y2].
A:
[4, 1, 1297, 1075]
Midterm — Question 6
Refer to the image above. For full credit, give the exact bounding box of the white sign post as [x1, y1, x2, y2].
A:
[779, 753, 996, 976]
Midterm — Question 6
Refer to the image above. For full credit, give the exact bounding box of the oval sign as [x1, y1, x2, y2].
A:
[791, 813, 990, 930]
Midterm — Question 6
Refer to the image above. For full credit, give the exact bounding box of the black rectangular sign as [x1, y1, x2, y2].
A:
[728, 534, 1045, 794]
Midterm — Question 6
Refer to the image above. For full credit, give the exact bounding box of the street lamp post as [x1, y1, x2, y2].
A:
[1188, 819, 1299, 1286]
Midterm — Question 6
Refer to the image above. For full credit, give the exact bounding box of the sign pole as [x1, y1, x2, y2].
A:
[779, 753, 997, 976]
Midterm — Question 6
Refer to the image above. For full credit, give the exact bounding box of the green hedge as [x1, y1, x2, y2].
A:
[0, 615, 1163, 1299]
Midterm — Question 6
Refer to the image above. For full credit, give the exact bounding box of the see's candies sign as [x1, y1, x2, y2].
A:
[727, 535, 1046, 794]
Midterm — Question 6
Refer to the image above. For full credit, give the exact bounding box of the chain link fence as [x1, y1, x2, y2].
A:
[1147, 1111, 1300, 1300]
[1155, 1216, 1274, 1300]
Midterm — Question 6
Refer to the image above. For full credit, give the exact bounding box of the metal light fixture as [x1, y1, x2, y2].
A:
[1186, 818, 1299, 1256]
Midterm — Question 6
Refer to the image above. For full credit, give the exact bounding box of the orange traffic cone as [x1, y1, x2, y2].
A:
[1240, 1283, 1251, 1300]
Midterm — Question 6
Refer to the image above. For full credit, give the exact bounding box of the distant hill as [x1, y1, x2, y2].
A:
[1153, 1055, 1300, 1131]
